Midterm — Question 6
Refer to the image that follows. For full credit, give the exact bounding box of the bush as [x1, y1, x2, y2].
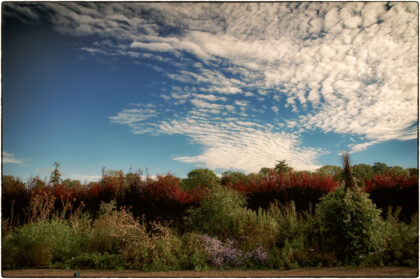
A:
[317, 186, 386, 265]
[178, 233, 208, 271]
[117, 174, 197, 225]
[266, 201, 337, 269]
[2, 219, 83, 269]
[89, 201, 148, 254]
[88, 201, 187, 271]
[381, 207, 418, 267]
[57, 252, 128, 270]
[200, 234, 269, 268]
[181, 169, 221, 190]
[365, 173, 418, 222]
[232, 170, 337, 212]
[2, 175, 29, 226]
[184, 185, 278, 251]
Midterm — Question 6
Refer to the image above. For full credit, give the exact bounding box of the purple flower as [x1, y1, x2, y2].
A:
[200, 235, 268, 268]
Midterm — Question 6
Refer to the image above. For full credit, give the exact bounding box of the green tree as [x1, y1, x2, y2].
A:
[258, 167, 272, 178]
[62, 179, 82, 190]
[181, 168, 221, 190]
[28, 176, 46, 189]
[407, 168, 418, 176]
[274, 160, 293, 174]
[221, 171, 248, 186]
[101, 169, 126, 193]
[317, 165, 343, 181]
[247, 172, 261, 181]
[373, 162, 389, 174]
[389, 165, 409, 176]
[352, 164, 374, 185]
[342, 152, 355, 191]
[49, 162, 61, 186]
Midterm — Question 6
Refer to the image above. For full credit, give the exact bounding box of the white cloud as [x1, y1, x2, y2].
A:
[234, 100, 248, 107]
[3, 151, 24, 164]
[190, 99, 223, 111]
[194, 93, 227, 102]
[348, 140, 379, 154]
[109, 104, 158, 124]
[8, 2, 418, 163]
[160, 117, 322, 173]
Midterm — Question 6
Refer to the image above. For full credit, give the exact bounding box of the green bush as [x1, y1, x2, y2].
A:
[382, 207, 418, 267]
[178, 233, 208, 271]
[2, 219, 83, 269]
[184, 185, 278, 251]
[266, 201, 338, 269]
[317, 186, 386, 265]
[144, 222, 184, 271]
[267, 201, 306, 269]
[56, 252, 128, 270]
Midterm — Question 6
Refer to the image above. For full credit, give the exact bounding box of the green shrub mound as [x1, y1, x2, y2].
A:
[184, 185, 278, 251]
[317, 186, 386, 265]
[382, 207, 418, 267]
[2, 219, 83, 269]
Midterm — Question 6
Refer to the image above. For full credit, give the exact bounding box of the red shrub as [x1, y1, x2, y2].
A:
[50, 184, 76, 202]
[231, 171, 338, 211]
[144, 175, 193, 205]
[364, 173, 418, 221]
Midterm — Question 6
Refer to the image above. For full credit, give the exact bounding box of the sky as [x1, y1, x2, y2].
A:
[2, 2, 418, 182]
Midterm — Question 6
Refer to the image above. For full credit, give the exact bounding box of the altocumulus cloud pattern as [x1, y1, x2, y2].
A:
[4, 2, 418, 173]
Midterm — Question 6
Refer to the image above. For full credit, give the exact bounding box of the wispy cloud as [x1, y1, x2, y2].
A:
[109, 105, 158, 125]
[6, 2, 418, 171]
[3, 151, 24, 164]
[348, 140, 379, 154]
[163, 115, 322, 172]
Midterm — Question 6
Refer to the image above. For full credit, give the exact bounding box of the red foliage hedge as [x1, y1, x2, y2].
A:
[231, 170, 338, 211]
[364, 173, 418, 222]
[2, 171, 418, 224]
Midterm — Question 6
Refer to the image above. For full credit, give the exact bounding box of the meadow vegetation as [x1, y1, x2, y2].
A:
[2, 157, 418, 270]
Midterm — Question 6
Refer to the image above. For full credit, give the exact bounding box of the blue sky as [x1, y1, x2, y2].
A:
[2, 2, 418, 182]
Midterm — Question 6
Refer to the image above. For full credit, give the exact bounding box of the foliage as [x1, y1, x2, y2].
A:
[342, 152, 356, 190]
[274, 160, 293, 174]
[2, 162, 418, 271]
[365, 173, 418, 222]
[352, 164, 374, 186]
[88, 201, 186, 271]
[62, 178, 82, 190]
[177, 233, 208, 271]
[2, 219, 83, 269]
[221, 171, 248, 186]
[26, 188, 56, 223]
[317, 186, 386, 265]
[381, 207, 418, 267]
[200, 235, 268, 268]
[373, 162, 389, 174]
[49, 162, 62, 186]
[2, 175, 29, 226]
[56, 252, 127, 270]
[317, 165, 343, 181]
[232, 170, 337, 211]
[185, 185, 278, 251]
[181, 169, 221, 190]
[258, 167, 272, 178]
[265, 201, 338, 269]
[89, 201, 145, 254]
